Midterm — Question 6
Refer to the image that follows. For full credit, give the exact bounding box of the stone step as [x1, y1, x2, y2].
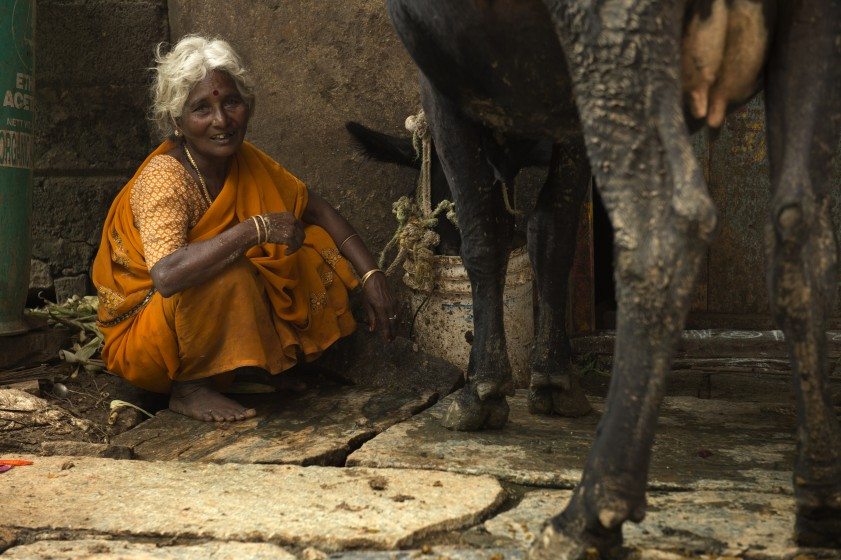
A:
[573, 329, 841, 369]
[485, 488, 823, 559]
[348, 391, 797, 493]
[0, 323, 70, 371]
[326, 547, 525, 559]
[0, 456, 505, 552]
[3, 539, 296, 560]
[112, 383, 437, 465]
[574, 330, 841, 403]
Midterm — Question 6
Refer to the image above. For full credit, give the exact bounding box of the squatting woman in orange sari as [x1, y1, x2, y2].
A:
[92, 35, 396, 422]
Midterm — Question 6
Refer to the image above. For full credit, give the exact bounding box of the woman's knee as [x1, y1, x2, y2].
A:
[198, 258, 258, 292]
[175, 259, 264, 312]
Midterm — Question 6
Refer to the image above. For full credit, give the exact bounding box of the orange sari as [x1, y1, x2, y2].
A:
[91, 140, 358, 393]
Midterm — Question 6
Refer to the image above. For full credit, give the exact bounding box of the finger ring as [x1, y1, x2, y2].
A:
[389, 315, 398, 320]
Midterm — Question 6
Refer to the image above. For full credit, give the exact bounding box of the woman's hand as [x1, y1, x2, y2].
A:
[298, 192, 397, 340]
[262, 212, 305, 254]
[361, 271, 397, 342]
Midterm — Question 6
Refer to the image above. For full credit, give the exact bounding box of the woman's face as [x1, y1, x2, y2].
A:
[177, 70, 249, 162]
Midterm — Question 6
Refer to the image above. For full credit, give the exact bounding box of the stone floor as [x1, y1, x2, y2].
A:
[2, 331, 841, 559]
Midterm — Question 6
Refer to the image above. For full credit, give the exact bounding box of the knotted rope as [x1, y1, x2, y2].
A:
[378, 110, 458, 293]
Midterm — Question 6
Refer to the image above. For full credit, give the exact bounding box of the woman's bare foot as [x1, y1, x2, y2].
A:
[231, 366, 308, 393]
[169, 378, 257, 422]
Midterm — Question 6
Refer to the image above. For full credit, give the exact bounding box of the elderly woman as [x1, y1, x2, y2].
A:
[92, 35, 396, 422]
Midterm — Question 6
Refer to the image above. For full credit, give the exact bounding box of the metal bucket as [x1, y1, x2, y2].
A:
[0, 0, 35, 335]
[408, 246, 535, 388]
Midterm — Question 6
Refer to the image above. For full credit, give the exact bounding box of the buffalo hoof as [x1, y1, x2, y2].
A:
[474, 375, 516, 401]
[796, 506, 841, 548]
[528, 522, 589, 560]
[795, 477, 841, 547]
[441, 388, 510, 431]
[528, 519, 622, 560]
[528, 375, 592, 417]
[527, 387, 554, 415]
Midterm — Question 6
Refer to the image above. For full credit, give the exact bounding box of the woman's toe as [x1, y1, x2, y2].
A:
[227, 407, 246, 422]
[226, 410, 240, 422]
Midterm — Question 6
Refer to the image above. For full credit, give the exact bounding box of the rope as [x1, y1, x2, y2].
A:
[406, 112, 433, 216]
[378, 109, 458, 293]
[378, 196, 456, 292]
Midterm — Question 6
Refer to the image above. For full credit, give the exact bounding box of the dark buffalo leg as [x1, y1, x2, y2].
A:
[419, 75, 516, 431]
[532, 2, 717, 557]
[764, 0, 841, 547]
[528, 135, 593, 417]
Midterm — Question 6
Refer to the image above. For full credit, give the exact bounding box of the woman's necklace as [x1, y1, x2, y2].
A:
[182, 144, 214, 207]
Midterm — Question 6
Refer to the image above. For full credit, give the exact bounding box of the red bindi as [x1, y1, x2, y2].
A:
[212, 89, 219, 96]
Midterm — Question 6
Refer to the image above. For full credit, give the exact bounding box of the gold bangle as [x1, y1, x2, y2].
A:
[258, 214, 270, 243]
[338, 233, 360, 254]
[360, 268, 383, 288]
[251, 216, 263, 245]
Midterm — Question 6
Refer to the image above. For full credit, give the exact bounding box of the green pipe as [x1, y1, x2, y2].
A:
[0, 0, 34, 335]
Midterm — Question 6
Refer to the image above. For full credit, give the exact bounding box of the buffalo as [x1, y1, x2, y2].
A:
[384, 0, 841, 556]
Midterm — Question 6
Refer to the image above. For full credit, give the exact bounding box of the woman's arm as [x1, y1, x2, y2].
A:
[302, 192, 397, 341]
[302, 192, 378, 273]
[150, 220, 259, 297]
[151, 212, 305, 297]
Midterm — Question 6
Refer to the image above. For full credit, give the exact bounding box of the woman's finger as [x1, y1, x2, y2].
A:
[386, 303, 398, 341]
[364, 299, 377, 333]
[363, 276, 396, 341]
[375, 299, 396, 341]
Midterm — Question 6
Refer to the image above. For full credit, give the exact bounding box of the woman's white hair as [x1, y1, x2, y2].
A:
[150, 35, 255, 139]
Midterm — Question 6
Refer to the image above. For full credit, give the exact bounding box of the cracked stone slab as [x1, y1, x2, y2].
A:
[326, 547, 525, 559]
[573, 329, 841, 367]
[0, 456, 505, 551]
[348, 391, 795, 492]
[319, 332, 464, 398]
[40, 440, 133, 459]
[112, 384, 436, 465]
[2, 539, 295, 559]
[485, 489, 836, 559]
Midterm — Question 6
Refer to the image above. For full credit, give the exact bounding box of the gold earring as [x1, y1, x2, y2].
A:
[174, 129, 182, 137]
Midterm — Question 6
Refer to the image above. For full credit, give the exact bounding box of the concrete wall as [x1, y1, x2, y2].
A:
[30, 0, 168, 302]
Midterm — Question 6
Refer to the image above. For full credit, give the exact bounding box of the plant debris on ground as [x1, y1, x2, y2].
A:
[0, 363, 119, 454]
[28, 295, 106, 376]
[1, 296, 149, 455]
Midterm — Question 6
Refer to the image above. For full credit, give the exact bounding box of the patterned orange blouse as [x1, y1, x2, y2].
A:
[129, 154, 209, 269]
